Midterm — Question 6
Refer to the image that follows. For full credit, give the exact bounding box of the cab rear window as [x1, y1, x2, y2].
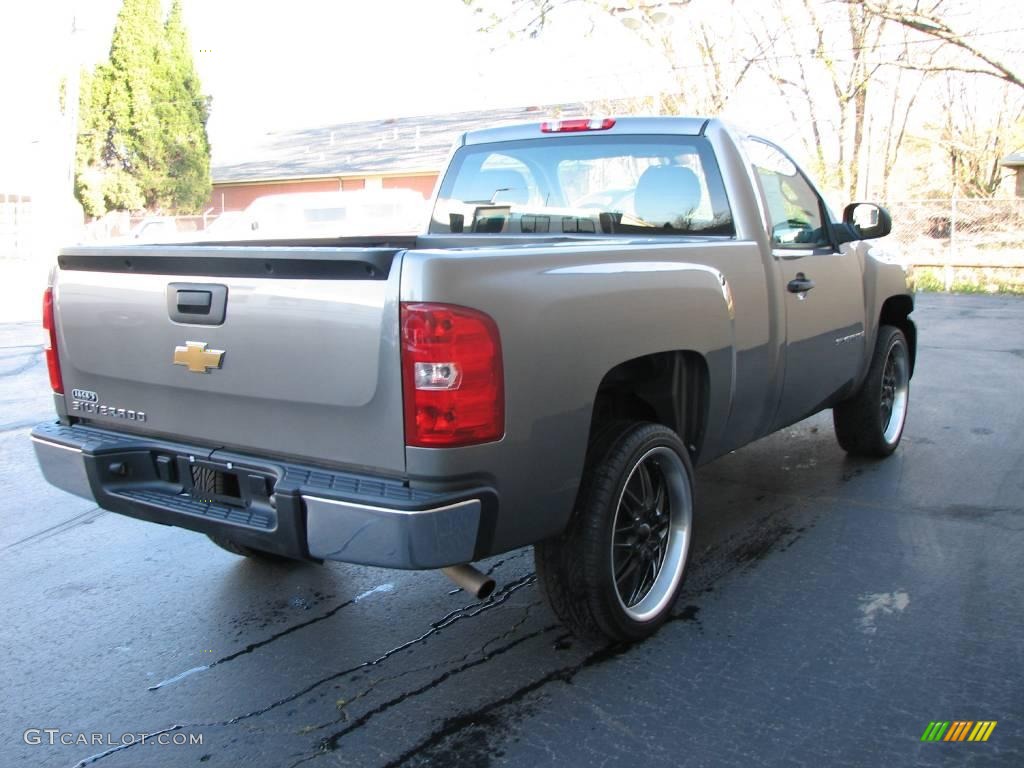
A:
[430, 135, 734, 237]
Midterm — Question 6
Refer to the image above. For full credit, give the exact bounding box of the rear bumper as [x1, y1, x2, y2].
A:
[31, 422, 495, 569]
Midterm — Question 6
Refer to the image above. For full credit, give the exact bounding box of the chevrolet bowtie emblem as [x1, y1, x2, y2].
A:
[173, 341, 225, 373]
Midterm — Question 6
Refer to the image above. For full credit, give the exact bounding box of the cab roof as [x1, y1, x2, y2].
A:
[462, 116, 713, 146]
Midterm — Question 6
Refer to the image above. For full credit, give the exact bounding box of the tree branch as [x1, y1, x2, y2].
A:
[881, 62, 1019, 80]
[845, 0, 1023, 89]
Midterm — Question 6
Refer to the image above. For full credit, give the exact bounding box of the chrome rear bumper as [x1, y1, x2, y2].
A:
[31, 422, 494, 569]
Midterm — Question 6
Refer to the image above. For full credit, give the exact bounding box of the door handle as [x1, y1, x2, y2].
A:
[787, 273, 815, 293]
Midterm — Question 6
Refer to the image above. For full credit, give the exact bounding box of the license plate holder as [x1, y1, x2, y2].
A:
[188, 460, 271, 508]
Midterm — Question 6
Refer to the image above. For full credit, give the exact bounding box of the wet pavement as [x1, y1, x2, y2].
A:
[1, 293, 1021, 767]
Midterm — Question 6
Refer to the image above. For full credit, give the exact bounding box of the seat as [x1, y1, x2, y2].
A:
[633, 165, 703, 228]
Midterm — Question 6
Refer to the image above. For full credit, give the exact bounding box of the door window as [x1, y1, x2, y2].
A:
[746, 139, 829, 248]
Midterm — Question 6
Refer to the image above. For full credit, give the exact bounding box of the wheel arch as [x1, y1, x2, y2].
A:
[587, 350, 710, 465]
[879, 294, 916, 376]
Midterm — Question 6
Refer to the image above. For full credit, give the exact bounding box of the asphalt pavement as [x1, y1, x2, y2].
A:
[1, 293, 1021, 768]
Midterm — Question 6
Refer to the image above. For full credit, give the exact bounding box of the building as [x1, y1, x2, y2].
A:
[210, 103, 590, 212]
[1001, 151, 1024, 198]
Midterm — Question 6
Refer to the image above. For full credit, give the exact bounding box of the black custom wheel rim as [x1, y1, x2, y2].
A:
[880, 339, 910, 444]
[610, 446, 692, 622]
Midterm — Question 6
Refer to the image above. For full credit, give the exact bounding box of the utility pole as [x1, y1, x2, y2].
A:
[947, 152, 958, 292]
[62, 13, 82, 231]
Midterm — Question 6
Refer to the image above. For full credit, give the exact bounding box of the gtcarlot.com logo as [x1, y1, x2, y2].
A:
[24, 728, 203, 747]
[921, 721, 997, 742]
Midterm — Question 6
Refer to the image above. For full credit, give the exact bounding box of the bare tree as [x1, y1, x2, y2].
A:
[877, 59, 924, 199]
[745, 0, 895, 199]
[465, 0, 1021, 200]
[844, 0, 1023, 89]
[939, 79, 1024, 196]
[466, 0, 754, 116]
[845, 0, 1023, 197]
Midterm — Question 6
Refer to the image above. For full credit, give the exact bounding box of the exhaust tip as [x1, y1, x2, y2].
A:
[442, 564, 496, 599]
[476, 577, 496, 600]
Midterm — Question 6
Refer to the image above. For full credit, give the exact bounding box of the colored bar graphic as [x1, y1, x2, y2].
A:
[922, 721, 996, 742]
[923, 722, 943, 741]
[921, 721, 950, 741]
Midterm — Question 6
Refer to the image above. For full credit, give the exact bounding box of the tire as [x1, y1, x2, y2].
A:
[535, 422, 695, 643]
[833, 325, 911, 457]
[206, 533, 293, 562]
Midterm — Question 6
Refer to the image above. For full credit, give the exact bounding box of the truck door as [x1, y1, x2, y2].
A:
[745, 139, 866, 429]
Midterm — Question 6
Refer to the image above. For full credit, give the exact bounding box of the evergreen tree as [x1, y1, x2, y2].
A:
[157, 0, 211, 211]
[104, 0, 165, 210]
[75, 67, 114, 218]
[73, 0, 212, 216]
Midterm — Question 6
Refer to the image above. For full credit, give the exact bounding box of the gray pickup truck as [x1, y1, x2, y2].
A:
[33, 116, 914, 642]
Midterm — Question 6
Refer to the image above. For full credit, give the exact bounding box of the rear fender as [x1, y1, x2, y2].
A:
[402, 248, 736, 552]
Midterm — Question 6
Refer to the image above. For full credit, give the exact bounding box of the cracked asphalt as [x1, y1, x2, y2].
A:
[2, 293, 1021, 767]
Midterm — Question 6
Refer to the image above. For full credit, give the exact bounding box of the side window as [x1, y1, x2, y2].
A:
[745, 139, 829, 249]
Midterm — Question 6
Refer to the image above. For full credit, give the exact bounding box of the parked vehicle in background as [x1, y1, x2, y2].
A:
[239, 188, 428, 238]
[33, 116, 915, 642]
[126, 216, 181, 243]
[199, 210, 248, 239]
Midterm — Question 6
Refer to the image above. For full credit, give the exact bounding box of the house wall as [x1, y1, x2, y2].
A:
[210, 173, 440, 212]
[210, 179, 342, 212]
[383, 174, 438, 198]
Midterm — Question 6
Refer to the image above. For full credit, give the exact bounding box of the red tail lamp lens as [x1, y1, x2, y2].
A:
[400, 302, 504, 447]
[42, 287, 63, 394]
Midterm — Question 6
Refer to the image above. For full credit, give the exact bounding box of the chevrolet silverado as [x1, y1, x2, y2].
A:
[32, 116, 915, 641]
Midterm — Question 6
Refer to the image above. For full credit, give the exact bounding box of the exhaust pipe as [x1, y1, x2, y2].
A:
[442, 564, 496, 599]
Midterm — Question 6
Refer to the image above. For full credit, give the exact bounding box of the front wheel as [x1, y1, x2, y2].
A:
[833, 325, 911, 457]
[535, 422, 694, 642]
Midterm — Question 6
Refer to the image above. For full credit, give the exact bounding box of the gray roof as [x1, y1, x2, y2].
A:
[1002, 151, 1024, 168]
[211, 103, 591, 184]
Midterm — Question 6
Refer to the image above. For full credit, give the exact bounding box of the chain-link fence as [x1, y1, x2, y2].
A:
[883, 198, 1024, 293]
[884, 199, 1024, 265]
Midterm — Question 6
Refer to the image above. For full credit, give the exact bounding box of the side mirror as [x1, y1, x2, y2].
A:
[839, 202, 892, 242]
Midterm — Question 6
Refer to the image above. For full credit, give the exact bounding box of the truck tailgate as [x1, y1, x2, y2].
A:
[52, 245, 407, 474]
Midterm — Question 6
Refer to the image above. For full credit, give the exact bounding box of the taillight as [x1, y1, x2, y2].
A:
[540, 118, 615, 132]
[400, 302, 504, 448]
[42, 287, 64, 394]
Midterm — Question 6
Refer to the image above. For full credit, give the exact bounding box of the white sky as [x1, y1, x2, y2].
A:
[66, 0, 665, 145]
[1, 0, 671, 190]
[1, 0, 1019, 196]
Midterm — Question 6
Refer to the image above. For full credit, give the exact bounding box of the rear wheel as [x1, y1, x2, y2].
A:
[535, 422, 694, 642]
[833, 325, 910, 457]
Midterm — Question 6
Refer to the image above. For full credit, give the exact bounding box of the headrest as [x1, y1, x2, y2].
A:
[462, 169, 530, 205]
[634, 165, 703, 227]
